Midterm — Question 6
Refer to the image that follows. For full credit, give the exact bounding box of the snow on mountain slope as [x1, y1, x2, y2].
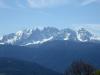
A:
[0, 37, 3, 40]
[24, 36, 53, 46]
[0, 27, 99, 46]
[77, 28, 93, 42]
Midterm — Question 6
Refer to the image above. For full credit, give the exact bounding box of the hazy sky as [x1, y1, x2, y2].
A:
[0, 0, 100, 36]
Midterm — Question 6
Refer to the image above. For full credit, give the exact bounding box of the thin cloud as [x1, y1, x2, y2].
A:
[0, 0, 99, 9]
[0, 0, 26, 9]
[27, 0, 99, 8]
[27, 0, 67, 8]
[16, 0, 26, 8]
[81, 0, 97, 6]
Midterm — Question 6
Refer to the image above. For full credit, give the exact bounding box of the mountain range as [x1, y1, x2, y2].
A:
[0, 27, 100, 74]
[0, 27, 100, 46]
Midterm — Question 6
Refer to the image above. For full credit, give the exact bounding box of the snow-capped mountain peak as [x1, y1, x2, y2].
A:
[16, 31, 23, 39]
[77, 28, 93, 42]
[16, 28, 33, 39]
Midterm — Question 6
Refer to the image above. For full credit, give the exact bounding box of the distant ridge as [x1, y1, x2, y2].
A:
[0, 27, 100, 46]
[0, 57, 63, 75]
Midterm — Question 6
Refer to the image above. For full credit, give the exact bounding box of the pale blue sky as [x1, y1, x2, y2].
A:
[0, 0, 100, 36]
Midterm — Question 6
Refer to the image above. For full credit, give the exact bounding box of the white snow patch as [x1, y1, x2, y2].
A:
[0, 43, 4, 45]
[40, 36, 53, 43]
[25, 42, 34, 46]
[16, 31, 23, 36]
[6, 36, 18, 44]
[24, 29, 33, 37]
[91, 36, 100, 41]
[33, 41, 41, 44]
[16, 31, 23, 39]
[64, 33, 70, 40]
[0, 37, 3, 40]
[77, 32, 88, 42]
[24, 36, 53, 46]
